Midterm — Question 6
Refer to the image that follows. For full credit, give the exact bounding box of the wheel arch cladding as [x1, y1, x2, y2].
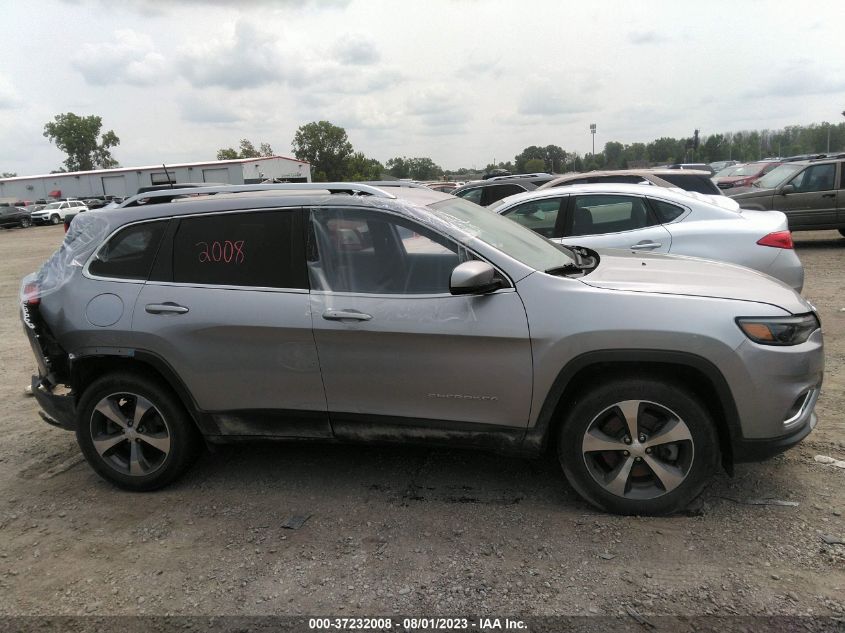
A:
[523, 350, 739, 472]
[70, 352, 217, 436]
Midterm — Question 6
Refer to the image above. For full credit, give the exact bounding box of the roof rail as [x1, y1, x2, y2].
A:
[361, 181, 432, 189]
[119, 182, 397, 207]
[487, 173, 553, 181]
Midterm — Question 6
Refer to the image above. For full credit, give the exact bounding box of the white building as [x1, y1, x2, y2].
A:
[0, 156, 311, 203]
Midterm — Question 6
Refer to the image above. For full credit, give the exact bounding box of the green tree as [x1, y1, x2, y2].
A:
[216, 147, 239, 160]
[407, 157, 442, 180]
[603, 141, 625, 169]
[216, 139, 274, 161]
[43, 113, 120, 171]
[543, 145, 567, 173]
[386, 156, 443, 180]
[292, 121, 353, 182]
[386, 157, 409, 179]
[514, 146, 546, 172]
[344, 152, 383, 181]
[1, 172, 16, 178]
[524, 158, 545, 173]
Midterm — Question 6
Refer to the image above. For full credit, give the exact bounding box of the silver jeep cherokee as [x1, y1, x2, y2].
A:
[20, 183, 823, 515]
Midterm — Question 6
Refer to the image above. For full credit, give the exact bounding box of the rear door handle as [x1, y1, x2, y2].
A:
[630, 241, 662, 250]
[145, 303, 189, 315]
[322, 309, 372, 322]
[822, 193, 836, 198]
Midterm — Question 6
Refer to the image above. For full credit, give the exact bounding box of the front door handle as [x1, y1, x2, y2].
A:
[322, 309, 372, 322]
[630, 241, 662, 251]
[822, 193, 836, 198]
[145, 303, 189, 315]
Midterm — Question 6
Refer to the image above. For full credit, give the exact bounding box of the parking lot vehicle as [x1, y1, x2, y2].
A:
[0, 205, 32, 228]
[729, 156, 845, 234]
[30, 200, 88, 225]
[423, 182, 459, 193]
[665, 163, 715, 175]
[453, 173, 556, 206]
[489, 183, 804, 291]
[709, 160, 739, 174]
[714, 161, 782, 190]
[21, 183, 823, 515]
[539, 169, 728, 203]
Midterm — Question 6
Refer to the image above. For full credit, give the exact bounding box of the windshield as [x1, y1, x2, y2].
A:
[44, 202, 62, 209]
[658, 173, 721, 195]
[724, 162, 767, 177]
[754, 164, 803, 188]
[427, 197, 576, 271]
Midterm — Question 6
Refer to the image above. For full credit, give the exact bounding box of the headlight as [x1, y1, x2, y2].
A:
[736, 313, 820, 346]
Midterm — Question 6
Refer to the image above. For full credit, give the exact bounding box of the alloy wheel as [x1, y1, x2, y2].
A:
[89, 393, 172, 476]
[581, 400, 694, 500]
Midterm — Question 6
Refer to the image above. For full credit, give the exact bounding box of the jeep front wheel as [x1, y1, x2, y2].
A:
[50, 214, 61, 225]
[76, 373, 201, 491]
[558, 379, 719, 516]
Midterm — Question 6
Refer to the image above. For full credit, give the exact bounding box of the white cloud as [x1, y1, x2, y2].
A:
[332, 35, 381, 66]
[72, 30, 172, 86]
[517, 79, 597, 118]
[0, 74, 21, 109]
[747, 62, 845, 98]
[627, 30, 669, 45]
[177, 20, 294, 89]
[406, 86, 470, 128]
[180, 94, 242, 124]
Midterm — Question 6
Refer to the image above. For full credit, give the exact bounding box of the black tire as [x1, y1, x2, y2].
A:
[75, 372, 201, 491]
[50, 214, 60, 225]
[557, 379, 719, 516]
[20, 217, 31, 228]
[839, 229, 845, 238]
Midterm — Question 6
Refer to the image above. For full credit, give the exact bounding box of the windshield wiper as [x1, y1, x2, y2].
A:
[545, 264, 583, 276]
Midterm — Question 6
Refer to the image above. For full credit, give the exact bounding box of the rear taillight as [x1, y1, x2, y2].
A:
[23, 282, 41, 306]
[757, 231, 794, 249]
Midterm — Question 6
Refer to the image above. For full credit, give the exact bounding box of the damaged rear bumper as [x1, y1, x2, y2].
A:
[31, 375, 76, 430]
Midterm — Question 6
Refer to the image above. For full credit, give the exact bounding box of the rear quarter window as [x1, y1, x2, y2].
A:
[88, 220, 168, 280]
[659, 173, 721, 195]
[649, 198, 687, 223]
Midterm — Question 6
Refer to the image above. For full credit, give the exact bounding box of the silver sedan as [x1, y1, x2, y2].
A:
[489, 183, 804, 292]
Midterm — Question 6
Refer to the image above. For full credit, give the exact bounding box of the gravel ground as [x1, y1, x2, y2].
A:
[0, 224, 842, 621]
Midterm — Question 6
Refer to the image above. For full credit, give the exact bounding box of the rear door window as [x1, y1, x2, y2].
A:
[167, 210, 307, 289]
[88, 220, 169, 280]
[568, 194, 654, 236]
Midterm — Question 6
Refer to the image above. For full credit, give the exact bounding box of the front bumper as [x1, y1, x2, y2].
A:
[733, 409, 817, 462]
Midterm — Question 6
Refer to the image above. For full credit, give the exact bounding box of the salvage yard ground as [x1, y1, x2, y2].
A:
[0, 225, 843, 617]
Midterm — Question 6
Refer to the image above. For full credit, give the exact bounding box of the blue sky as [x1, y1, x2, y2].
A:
[2, 0, 843, 175]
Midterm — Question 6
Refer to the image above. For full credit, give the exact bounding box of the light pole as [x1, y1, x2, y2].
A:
[590, 123, 596, 156]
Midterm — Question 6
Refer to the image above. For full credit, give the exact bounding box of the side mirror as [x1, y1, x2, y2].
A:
[450, 261, 502, 295]
[778, 184, 795, 195]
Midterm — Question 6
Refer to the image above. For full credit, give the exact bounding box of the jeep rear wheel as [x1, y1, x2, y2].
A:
[558, 379, 719, 515]
[76, 373, 201, 491]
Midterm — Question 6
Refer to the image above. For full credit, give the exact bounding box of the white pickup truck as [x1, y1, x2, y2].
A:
[31, 200, 89, 225]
